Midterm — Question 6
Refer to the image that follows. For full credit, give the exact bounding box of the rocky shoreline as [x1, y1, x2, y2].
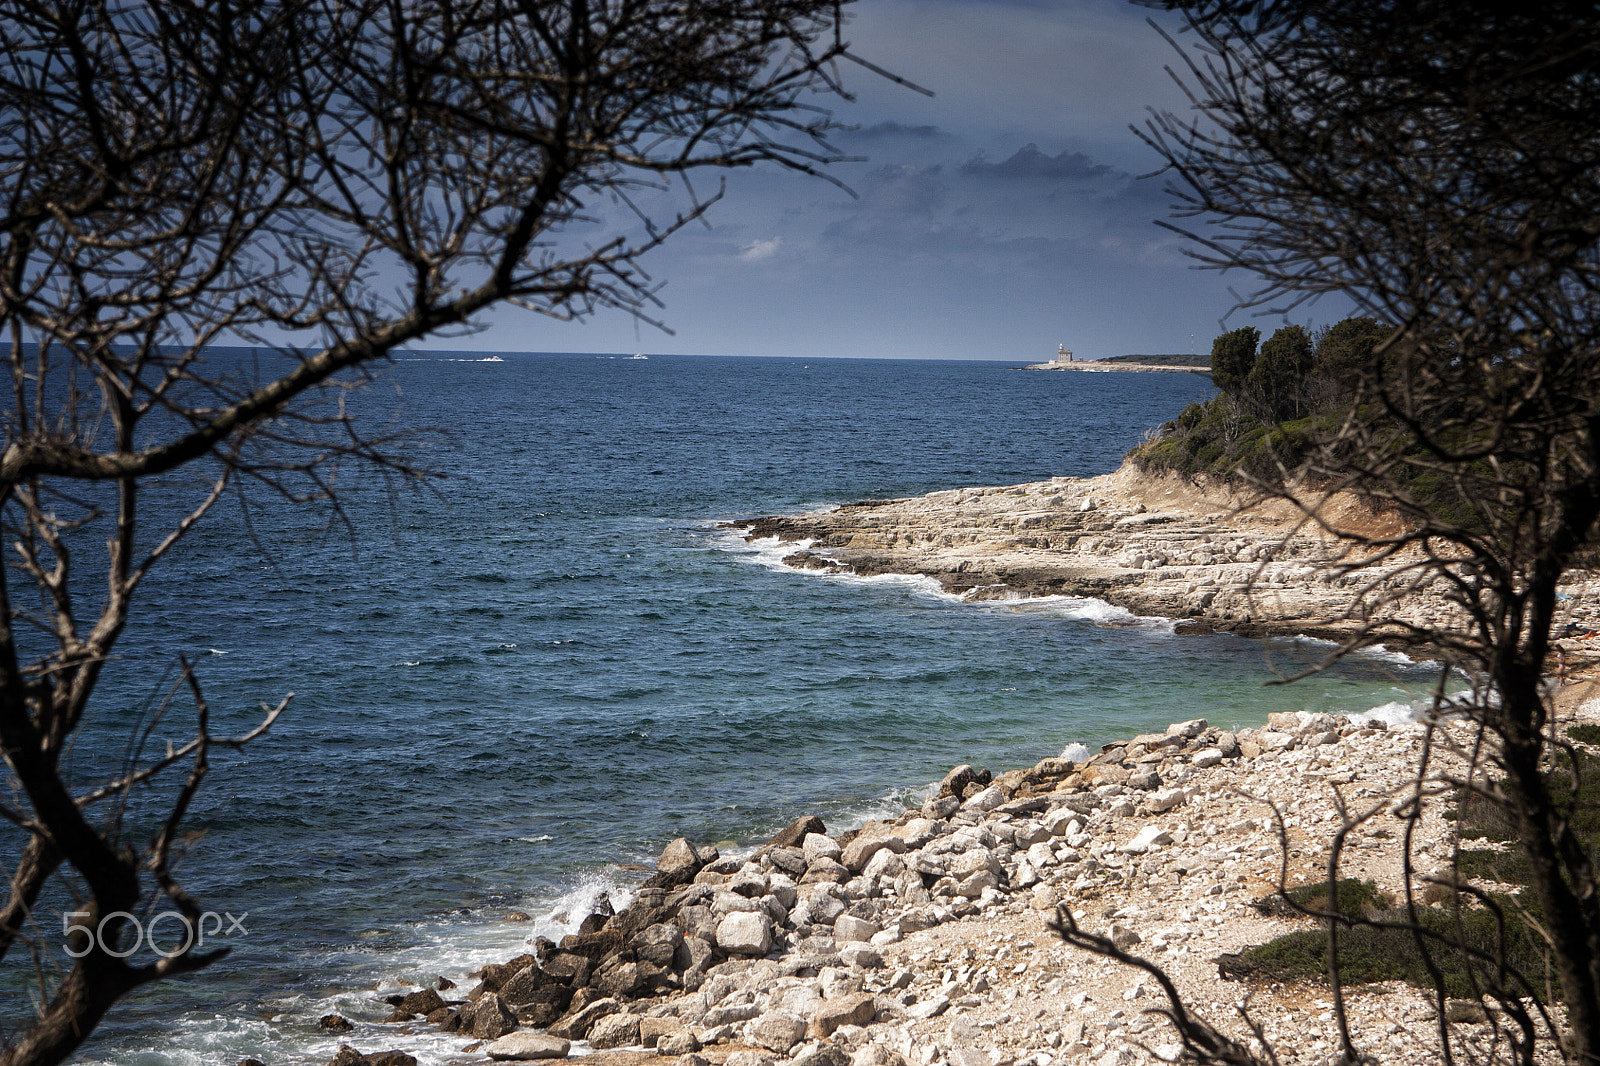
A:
[309, 467, 1600, 1066]
[315, 677, 1600, 1066]
[731, 463, 1600, 655]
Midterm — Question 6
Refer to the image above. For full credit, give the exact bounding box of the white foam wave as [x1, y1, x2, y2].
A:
[721, 532, 1171, 629]
[717, 532, 816, 572]
[1355, 643, 1417, 667]
[1060, 741, 1092, 763]
[1353, 699, 1427, 728]
[531, 873, 636, 946]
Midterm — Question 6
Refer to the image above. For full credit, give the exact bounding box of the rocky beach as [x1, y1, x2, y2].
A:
[316, 465, 1600, 1066]
[325, 688, 1600, 1066]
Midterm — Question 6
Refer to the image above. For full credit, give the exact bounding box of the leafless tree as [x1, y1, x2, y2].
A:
[1051, 2, 1600, 1063]
[0, 2, 878, 1062]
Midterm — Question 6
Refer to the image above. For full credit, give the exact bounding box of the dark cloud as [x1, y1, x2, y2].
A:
[959, 143, 1120, 183]
[846, 121, 950, 140]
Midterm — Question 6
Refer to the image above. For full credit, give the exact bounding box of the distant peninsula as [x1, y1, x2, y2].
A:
[1025, 350, 1212, 374]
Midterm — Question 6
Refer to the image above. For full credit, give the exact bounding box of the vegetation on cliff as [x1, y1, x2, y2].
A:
[1128, 316, 1391, 488]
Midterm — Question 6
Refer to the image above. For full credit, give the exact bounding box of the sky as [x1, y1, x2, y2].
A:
[463, 0, 1325, 362]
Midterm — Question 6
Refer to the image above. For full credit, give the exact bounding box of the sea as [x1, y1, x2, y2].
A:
[23, 353, 1439, 1064]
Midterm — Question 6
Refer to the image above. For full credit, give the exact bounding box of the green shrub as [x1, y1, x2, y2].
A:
[1567, 724, 1600, 746]
[1222, 897, 1549, 1001]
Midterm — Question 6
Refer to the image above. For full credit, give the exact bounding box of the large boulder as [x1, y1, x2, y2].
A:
[593, 958, 646, 998]
[483, 1032, 571, 1061]
[587, 1013, 641, 1049]
[547, 996, 619, 1040]
[799, 857, 849, 884]
[746, 1011, 807, 1054]
[937, 765, 989, 800]
[803, 833, 843, 865]
[538, 952, 590, 986]
[392, 988, 445, 1016]
[646, 838, 703, 889]
[715, 911, 773, 955]
[499, 966, 557, 1005]
[639, 1017, 691, 1049]
[810, 994, 877, 1038]
[510, 985, 572, 1028]
[471, 993, 518, 1040]
[840, 831, 904, 873]
[766, 846, 808, 877]
[768, 815, 827, 850]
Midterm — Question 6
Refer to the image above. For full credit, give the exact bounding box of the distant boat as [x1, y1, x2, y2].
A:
[628, 353, 648, 360]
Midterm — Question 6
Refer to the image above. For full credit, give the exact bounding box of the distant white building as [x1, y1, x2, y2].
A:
[1054, 344, 1074, 363]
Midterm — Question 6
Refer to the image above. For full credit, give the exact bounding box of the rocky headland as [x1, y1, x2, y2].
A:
[732, 463, 1600, 655]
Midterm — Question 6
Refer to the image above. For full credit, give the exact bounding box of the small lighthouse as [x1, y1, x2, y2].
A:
[1055, 344, 1074, 363]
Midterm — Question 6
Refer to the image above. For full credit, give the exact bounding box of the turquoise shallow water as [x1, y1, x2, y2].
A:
[14, 354, 1437, 1064]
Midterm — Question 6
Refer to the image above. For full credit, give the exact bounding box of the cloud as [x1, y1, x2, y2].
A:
[738, 237, 783, 262]
[959, 143, 1119, 183]
[846, 121, 950, 141]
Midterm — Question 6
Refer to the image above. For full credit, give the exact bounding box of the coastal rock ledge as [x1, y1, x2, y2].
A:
[731, 463, 1600, 647]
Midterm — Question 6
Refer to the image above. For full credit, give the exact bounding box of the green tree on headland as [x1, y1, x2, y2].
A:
[1207, 325, 1259, 393]
[1248, 324, 1313, 419]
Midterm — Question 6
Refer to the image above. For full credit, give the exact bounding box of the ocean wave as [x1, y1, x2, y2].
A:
[1354, 643, 1417, 667]
[1059, 741, 1092, 763]
[720, 532, 1169, 629]
[1353, 698, 1427, 728]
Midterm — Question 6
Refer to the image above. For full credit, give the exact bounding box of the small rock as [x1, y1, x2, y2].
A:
[961, 785, 1007, 812]
[1110, 925, 1142, 950]
[905, 996, 950, 1019]
[946, 1050, 994, 1066]
[726, 1053, 775, 1066]
[800, 858, 851, 885]
[1147, 788, 1187, 813]
[839, 943, 883, 968]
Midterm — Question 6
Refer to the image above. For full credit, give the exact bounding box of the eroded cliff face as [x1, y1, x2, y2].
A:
[730, 464, 1600, 647]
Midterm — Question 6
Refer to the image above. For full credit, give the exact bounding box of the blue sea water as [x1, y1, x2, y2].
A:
[30, 354, 1437, 1064]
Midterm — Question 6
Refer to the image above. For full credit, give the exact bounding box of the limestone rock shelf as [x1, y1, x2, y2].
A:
[732, 464, 1600, 651]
